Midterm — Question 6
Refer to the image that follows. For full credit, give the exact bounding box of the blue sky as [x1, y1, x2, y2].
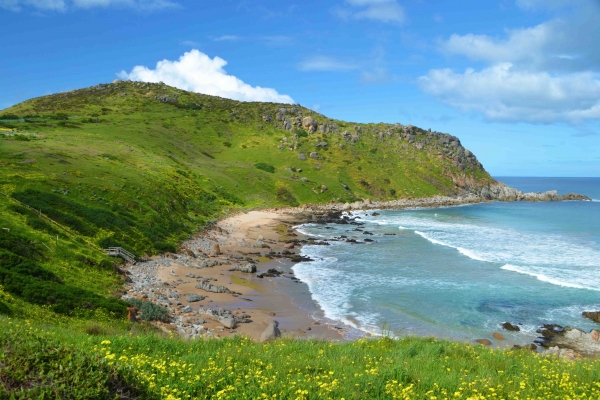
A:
[1, 0, 599, 177]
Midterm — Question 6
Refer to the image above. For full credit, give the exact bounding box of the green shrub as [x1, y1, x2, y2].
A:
[255, 162, 275, 173]
[389, 188, 396, 196]
[14, 135, 30, 141]
[297, 129, 308, 138]
[223, 141, 232, 147]
[0, 113, 19, 120]
[275, 186, 299, 207]
[126, 298, 170, 322]
[154, 241, 176, 253]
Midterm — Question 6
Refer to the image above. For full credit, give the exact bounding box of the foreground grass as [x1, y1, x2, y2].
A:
[2, 318, 600, 399]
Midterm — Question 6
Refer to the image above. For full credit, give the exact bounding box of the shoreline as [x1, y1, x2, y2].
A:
[122, 193, 598, 358]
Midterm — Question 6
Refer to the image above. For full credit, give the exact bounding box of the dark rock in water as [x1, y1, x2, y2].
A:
[257, 269, 283, 278]
[535, 324, 600, 356]
[475, 339, 492, 346]
[372, 212, 380, 216]
[582, 311, 600, 323]
[502, 322, 521, 331]
[364, 238, 374, 242]
[363, 231, 373, 235]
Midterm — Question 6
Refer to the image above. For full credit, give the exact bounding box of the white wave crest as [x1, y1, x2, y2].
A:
[501, 264, 600, 291]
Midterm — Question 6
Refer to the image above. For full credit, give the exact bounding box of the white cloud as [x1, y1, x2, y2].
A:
[333, 0, 405, 24]
[212, 35, 239, 42]
[298, 56, 357, 72]
[118, 49, 294, 104]
[0, 0, 177, 11]
[420, 0, 600, 124]
[418, 63, 600, 123]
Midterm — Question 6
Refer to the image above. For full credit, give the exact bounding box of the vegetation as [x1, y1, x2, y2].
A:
[0, 81, 567, 399]
[2, 318, 600, 399]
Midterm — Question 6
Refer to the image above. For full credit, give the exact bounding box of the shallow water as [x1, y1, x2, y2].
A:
[292, 177, 600, 342]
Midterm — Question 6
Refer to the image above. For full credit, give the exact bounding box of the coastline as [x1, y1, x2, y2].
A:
[122, 191, 597, 356]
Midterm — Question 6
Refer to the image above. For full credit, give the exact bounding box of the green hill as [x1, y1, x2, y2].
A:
[0, 80, 493, 318]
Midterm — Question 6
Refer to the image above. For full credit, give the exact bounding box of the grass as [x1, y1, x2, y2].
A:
[2, 317, 600, 399]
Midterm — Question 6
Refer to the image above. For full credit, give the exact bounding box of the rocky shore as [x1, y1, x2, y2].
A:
[120, 185, 597, 358]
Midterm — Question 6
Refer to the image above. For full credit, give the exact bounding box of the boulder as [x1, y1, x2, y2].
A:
[283, 118, 292, 130]
[300, 177, 308, 182]
[213, 243, 221, 255]
[475, 339, 492, 346]
[283, 243, 295, 249]
[185, 294, 205, 302]
[582, 311, 600, 323]
[302, 117, 317, 133]
[492, 332, 506, 341]
[220, 316, 237, 329]
[260, 320, 281, 342]
[309, 152, 318, 159]
[502, 322, 521, 331]
[229, 263, 256, 273]
[182, 305, 192, 313]
[298, 153, 307, 161]
[316, 141, 328, 148]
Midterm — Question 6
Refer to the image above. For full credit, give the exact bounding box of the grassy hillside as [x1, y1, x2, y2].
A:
[0, 80, 493, 318]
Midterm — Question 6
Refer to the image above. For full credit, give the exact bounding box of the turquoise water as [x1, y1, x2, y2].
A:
[293, 177, 600, 342]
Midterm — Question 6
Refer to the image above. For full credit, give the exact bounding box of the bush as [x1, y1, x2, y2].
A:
[223, 141, 232, 147]
[296, 129, 308, 138]
[255, 162, 275, 173]
[154, 241, 176, 253]
[126, 298, 170, 322]
[14, 134, 30, 141]
[275, 186, 299, 207]
[389, 188, 396, 196]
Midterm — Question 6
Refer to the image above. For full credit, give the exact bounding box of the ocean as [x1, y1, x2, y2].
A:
[291, 177, 600, 343]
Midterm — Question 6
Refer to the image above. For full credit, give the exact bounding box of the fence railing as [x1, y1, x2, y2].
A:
[103, 247, 136, 263]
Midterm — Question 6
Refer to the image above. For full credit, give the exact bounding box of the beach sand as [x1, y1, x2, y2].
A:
[124, 210, 344, 341]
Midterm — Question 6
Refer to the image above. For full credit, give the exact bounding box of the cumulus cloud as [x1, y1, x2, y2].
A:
[420, 0, 600, 124]
[298, 56, 357, 72]
[418, 63, 600, 123]
[0, 0, 177, 11]
[333, 0, 405, 24]
[118, 50, 294, 104]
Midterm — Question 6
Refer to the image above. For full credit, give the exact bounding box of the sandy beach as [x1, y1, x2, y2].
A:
[123, 209, 347, 341]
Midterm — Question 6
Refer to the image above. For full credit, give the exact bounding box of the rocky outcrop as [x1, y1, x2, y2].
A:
[582, 311, 600, 323]
[535, 324, 600, 357]
[471, 183, 591, 202]
[260, 320, 281, 342]
[195, 280, 237, 294]
[302, 116, 317, 133]
[229, 263, 256, 273]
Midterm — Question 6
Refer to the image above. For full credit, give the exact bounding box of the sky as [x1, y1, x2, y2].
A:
[1, 0, 599, 177]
